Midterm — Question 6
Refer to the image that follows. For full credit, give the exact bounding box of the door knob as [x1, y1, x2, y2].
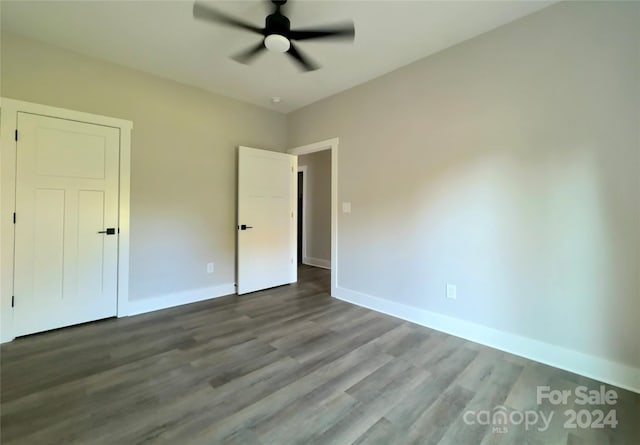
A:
[98, 228, 116, 235]
[239, 224, 253, 230]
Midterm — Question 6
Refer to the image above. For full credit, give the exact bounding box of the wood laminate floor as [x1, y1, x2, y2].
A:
[1, 265, 638, 444]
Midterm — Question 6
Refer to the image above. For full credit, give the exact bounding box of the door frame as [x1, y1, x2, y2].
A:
[297, 165, 307, 265]
[287, 138, 338, 296]
[0, 97, 133, 343]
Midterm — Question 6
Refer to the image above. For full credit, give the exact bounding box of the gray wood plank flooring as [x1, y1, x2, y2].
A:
[1, 265, 638, 444]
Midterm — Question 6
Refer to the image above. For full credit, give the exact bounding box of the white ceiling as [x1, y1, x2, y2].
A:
[1, 0, 554, 113]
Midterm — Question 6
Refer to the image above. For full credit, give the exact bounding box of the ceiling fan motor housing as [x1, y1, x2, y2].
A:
[265, 13, 291, 37]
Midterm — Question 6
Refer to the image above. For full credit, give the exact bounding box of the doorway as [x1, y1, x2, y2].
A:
[296, 151, 330, 270]
[297, 169, 304, 264]
[288, 138, 339, 296]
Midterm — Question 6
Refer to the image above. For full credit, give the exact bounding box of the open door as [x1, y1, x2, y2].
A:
[237, 146, 297, 294]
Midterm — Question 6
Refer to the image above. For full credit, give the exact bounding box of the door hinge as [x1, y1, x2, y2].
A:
[15, 129, 18, 141]
[11, 296, 15, 307]
[13, 212, 16, 224]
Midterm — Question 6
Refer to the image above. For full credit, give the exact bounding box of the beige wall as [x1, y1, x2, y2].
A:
[288, 1, 640, 369]
[298, 150, 331, 265]
[1, 32, 287, 302]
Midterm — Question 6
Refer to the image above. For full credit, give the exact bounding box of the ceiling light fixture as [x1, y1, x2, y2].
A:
[264, 34, 290, 53]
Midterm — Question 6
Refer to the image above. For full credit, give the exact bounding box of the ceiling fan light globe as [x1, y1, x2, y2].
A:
[265, 34, 290, 53]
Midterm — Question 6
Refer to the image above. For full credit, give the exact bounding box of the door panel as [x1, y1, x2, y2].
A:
[14, 112, 120, 336]
[237, 146, 296, 295]
[77, 190, 106, 299]
[35, 127, 106, 179]
[33, 189, 65, 305]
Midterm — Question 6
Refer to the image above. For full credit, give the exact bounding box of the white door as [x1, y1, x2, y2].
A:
[14, 112, 120, 336]
[237, 146, 297, 294]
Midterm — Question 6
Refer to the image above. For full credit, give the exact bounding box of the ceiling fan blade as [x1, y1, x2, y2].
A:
[289, 22, 355, 41]
[231, 41, 267, 64]
[287, 42, 319, 72]
[193, 2, 264, 35]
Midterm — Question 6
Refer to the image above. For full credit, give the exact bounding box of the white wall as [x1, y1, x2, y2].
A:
[288, 1, 640, 388]
[1, 32, 287, 330]
[298, 150, 331, 267]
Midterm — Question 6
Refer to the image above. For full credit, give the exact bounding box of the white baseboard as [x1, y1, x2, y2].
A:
[303, 256, 331, 269]
[126, 283, 235, 316]
[334, 286, 640, 394]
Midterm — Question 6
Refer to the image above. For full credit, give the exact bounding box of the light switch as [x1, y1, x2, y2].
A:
[342, 202, 352, 213]
[446, 284, 457, 300]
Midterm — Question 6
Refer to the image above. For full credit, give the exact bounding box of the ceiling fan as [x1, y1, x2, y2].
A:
[193, 0, 355, 72]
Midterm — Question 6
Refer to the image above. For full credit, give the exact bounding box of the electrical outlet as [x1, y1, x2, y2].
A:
[207, 262, 214, 274]
[446, 284, 457, 300]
